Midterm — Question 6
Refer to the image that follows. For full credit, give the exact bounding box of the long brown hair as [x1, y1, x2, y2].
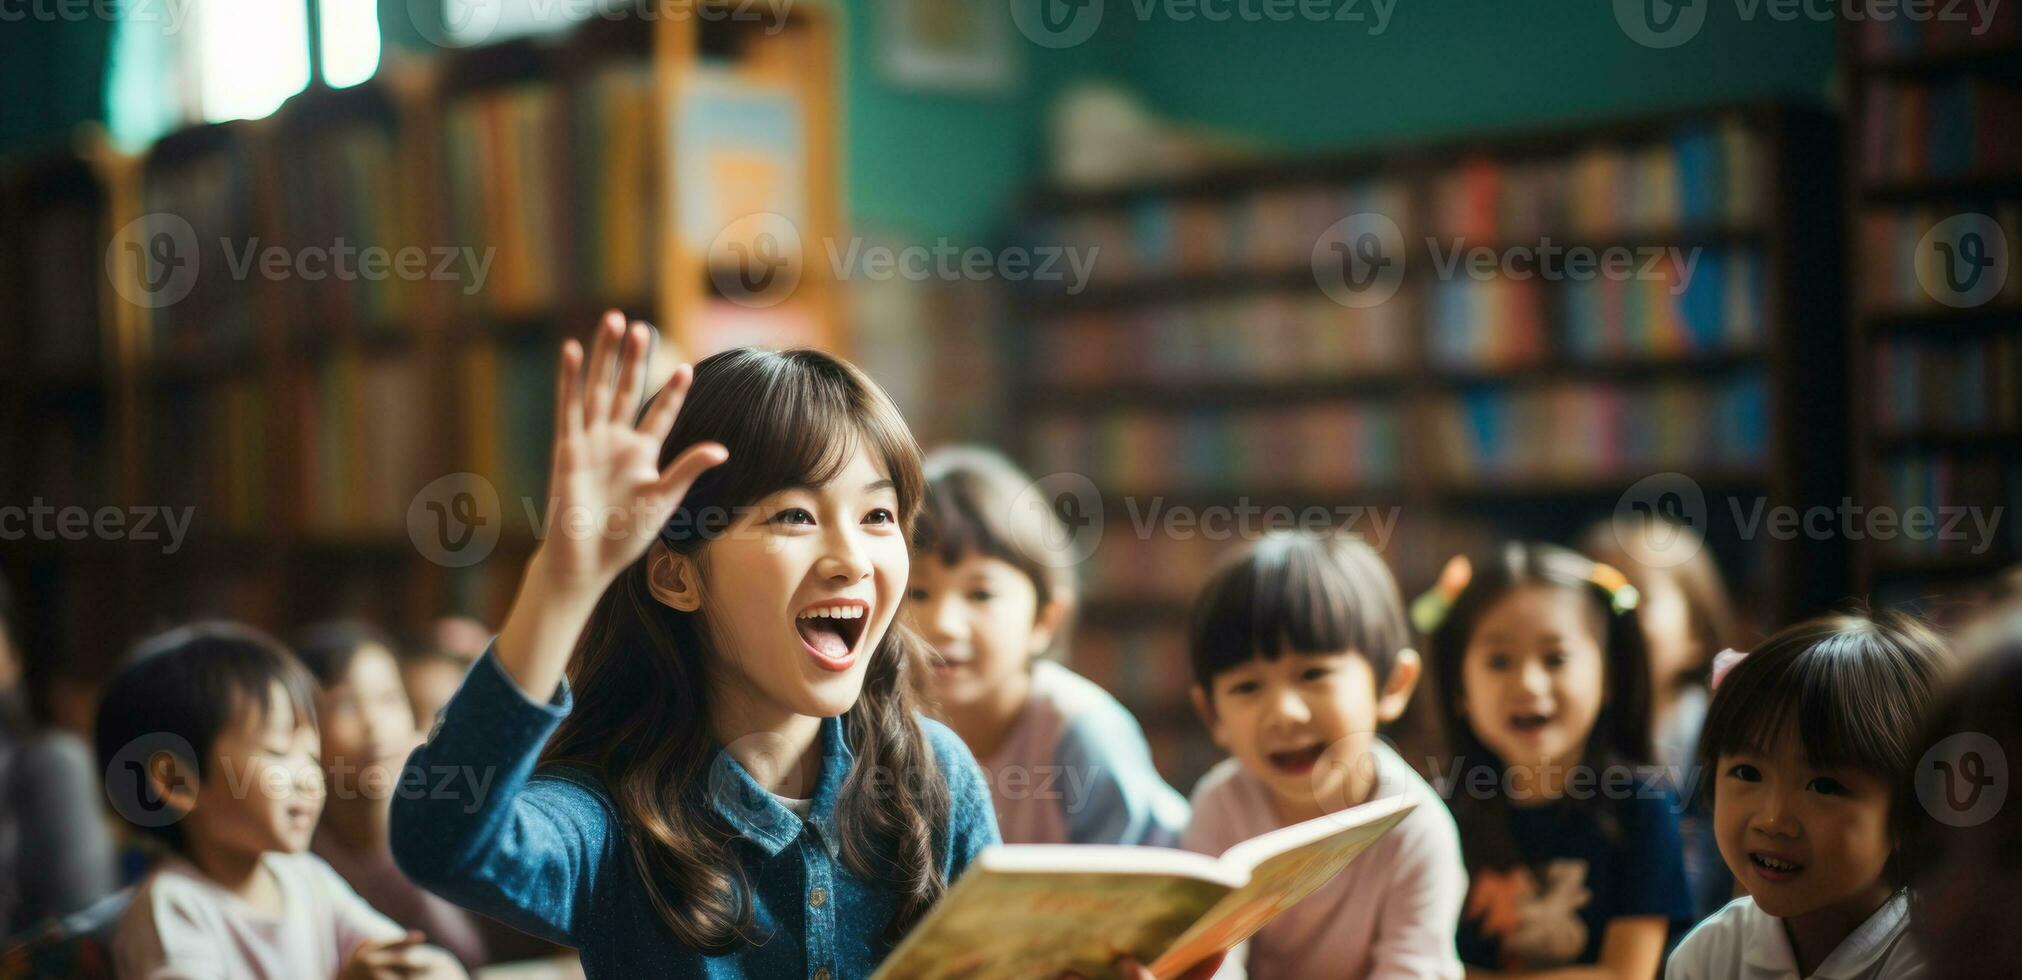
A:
[541, 347, 950, 952]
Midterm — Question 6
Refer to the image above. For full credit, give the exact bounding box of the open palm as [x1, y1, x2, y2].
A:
[542, 312, 727, 593]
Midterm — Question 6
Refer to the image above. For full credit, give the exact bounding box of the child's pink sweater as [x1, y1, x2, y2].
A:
[1181, 741, 1469, 979]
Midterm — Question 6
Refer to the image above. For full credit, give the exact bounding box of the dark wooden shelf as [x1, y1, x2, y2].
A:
[1872, 430, 2022, 454]
[1428, 349, 1763, 387]
[1028, 375, 1413, 412]
[1856, 46, 2022, 78]
[1862, 174, 2022, 204]
[1863, 306, 2022, 336]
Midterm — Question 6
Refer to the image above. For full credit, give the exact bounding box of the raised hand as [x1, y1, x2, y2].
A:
[490, 312, 727, 700]
[538, 311, 728, 596]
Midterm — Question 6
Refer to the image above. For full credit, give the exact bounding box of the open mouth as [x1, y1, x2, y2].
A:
[1266, 745, 1325, 775]
[795, 600, 869, 671]
[1507, 712, 1554, 736]
[1748, 852, 1804, 880]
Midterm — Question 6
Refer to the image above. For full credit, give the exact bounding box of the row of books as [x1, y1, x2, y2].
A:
[1858, 201, 2022, 311]
[1425, 376, 1768, 482]
[1036, 295, 1415, 389]
[1873, 334, 2022, 434]
[1071, 625, 1192, 718]
[444, 83, 569, 317]
[1427, 247, 1766, 370]
[1430, 119, 1763, 241]
[148, 380, 269, 535]
[1029, 404, 1406, 496]
[1861, 4, 2020, 59]
[294, 353, 432, 535]
[267, 122, 419, 338]
[1031, 182, 1415, 286]
[141, 147, 263, 363]
[1876, 456, 2020, 559]
[457, 341, 557, 537]
[1862, 77, 2022, 184]
[19, 200, 101, 372]
[1079, 534, 1228, 607]
[570, 63, 661, 303]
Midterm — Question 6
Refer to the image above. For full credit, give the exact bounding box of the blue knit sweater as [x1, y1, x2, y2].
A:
[390, 648, 999, 979]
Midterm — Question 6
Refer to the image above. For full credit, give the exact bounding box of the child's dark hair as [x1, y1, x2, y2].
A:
[1700, 609, 1950, 888]
[913, 445, 1077, 653]
[542, 347, 949, 953]
[291, 619, 398, 687]
[93, 621, 319, 851]
[1188, 532, 1411, 696]
[1427, 542, 1653, 868]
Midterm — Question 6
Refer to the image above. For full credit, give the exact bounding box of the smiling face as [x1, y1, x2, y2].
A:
[1713, 721, 1896, 921]
[186, 683, 325, 856]
[907, 553, 1055, 712]
[1459, 585, 1607, 776]
[1196, 648, 1411, 821]
[682, 444, 908, 723]
[317, 644, 418, 803]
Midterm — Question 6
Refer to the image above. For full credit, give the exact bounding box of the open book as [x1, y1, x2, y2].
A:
[872, 794, 1417, 980]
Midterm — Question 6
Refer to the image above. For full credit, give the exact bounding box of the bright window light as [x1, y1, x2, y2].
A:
[198, 0, 311, 122]
[322, 0, 383, 89]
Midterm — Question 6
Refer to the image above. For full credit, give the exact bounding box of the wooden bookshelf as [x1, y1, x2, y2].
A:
[1844, 13, 2022, 617]
[2, 4, 842, 676]
[1009, 103, 1846, 789]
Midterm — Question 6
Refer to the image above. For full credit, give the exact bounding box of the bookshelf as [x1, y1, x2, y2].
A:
[2, 3, 841, 682]
[1846, 12, 2022, 618]
[1009, 104, 1846, 788]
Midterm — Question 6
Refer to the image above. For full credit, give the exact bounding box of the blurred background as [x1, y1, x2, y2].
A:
[2, 0, 2019, 788]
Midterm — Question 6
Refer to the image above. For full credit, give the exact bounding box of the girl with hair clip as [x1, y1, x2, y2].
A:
[1420, 543, 1693, 979]
[1667, 610, 1951, 980]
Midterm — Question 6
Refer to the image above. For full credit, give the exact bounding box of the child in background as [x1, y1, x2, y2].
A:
[1580, 514, 1740, 919]
[398, 617, 487, 731]
[1667, 611, 1949, 980]
[1901, 608, 2022, 980]
[1426, 543, 1692, 978]
[294, 621, 491, 969]
[908, 445, 1188, 845]
[95, 622, 464, 979]
[1182, 532, 1467, 979]
[389, 322, 1017, 978]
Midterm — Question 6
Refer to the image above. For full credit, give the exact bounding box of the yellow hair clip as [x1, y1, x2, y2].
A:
[1588, 562, 1640, 615]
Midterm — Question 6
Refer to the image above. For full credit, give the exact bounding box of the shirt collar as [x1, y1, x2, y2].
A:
[1741, 891, 1914, 978]
[707, 715, 851, 858]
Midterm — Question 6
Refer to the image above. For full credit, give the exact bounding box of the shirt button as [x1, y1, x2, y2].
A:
[813, 969, 829, 980]
[809, 887, 828, 908]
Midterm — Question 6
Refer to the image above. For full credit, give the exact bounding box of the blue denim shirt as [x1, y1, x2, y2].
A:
[390, 649, 999, 979]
